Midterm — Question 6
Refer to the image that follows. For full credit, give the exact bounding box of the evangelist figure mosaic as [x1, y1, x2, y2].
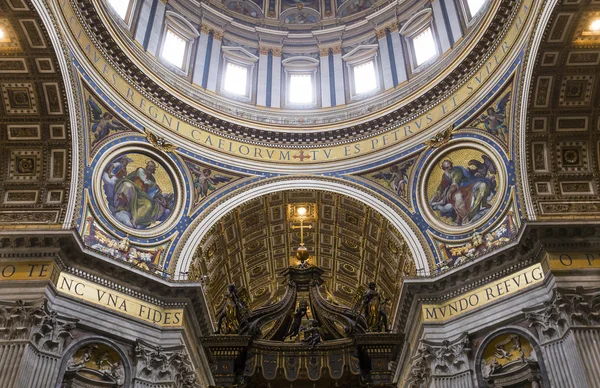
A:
[101, 153, 176, 230]
[427, 148, 499, 227]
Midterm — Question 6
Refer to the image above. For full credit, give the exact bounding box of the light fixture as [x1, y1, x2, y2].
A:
[590, 18, 600, 32]
[0, 28, 4, 40]
[296, 206, 307, 216]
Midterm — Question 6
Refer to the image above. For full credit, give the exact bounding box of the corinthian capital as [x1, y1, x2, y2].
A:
[406, 332, 471, 387]
[0, 298, 77, 355]
[525, 287, 600, 342]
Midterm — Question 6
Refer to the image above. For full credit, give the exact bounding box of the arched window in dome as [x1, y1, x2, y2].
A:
[400, 9, 439, 71]
[465, 0, 487, 18]
[158, 12, 199, 73]
[220, 46, 259, 101]
[106, 0, 136, 25]
[342, 44, 381, 99]
[413, 27, 437, 66]
[282, 57, 319, 108]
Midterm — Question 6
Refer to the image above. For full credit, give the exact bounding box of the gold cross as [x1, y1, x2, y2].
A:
[291, 218, 312, 245]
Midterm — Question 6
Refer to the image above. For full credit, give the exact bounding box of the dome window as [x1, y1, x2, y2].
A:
[224, 62, 249, 96]
[220, 46, 258, 101]
[353, 61, 377, 94]
[107, 0, 130, 20]
[289, 74, 313, 104]
[343, 44, 381, 99]
[158, 12, 199, 73]
[106, 0, 136, 25]
[283, 57, 319, 108]
[466, 0, 486, 18]
[400, 9, 439, 71]
[161, 29, 187, 69]
[413, 27, 437, 66]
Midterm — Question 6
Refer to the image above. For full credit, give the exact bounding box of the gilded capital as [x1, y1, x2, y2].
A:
[375, 28, 387, 39]
[212, 30, 225, 41]
[200, 25, 212, 35]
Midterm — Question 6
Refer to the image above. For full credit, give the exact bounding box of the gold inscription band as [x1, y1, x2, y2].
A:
[547, 252, 600, 270]
[421, 263, 544, 322]
[0, 261, 54, 281]
[56, 272, 184, 327]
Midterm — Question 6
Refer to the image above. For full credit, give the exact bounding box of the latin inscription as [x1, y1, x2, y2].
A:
[422, 264, 544, 322]
[0, 262, 53, 280]
[548, 252, 600, 270]
[57, 273, 183, 327]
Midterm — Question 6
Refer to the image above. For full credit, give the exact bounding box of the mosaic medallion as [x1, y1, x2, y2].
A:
[420, 141, 506, 234]
[94, 147, 183, 236]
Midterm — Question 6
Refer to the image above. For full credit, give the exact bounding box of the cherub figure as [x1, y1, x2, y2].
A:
[372, 159, 414, 198]
[187, 163, 233, 205]
[471, 92, 511, 141]
[87, 96, 128, 146]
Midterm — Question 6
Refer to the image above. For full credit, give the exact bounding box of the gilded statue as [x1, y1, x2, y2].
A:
[355, 282, 389, 332]
[215, 284, 248, 334]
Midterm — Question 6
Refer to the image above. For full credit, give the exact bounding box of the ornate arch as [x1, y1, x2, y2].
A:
[56, 336, 133, 388]
[175, 176, 431, 277]
[474, 326, 551, 388]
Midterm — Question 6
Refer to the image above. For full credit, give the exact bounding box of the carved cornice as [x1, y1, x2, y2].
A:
[525, 287, 600, 343]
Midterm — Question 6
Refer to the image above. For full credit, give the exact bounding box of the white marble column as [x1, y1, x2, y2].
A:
[256, 46, 270, 107]
[376, 28, 394, 90]
[388, 27, 408, 84]
[331, 46, 345, 106]
[133, 0, 153, 46]
[206, 30, 223, 93]
[441, 0, 463, 45]
[192, 26, 211, 87]
[432, 0, 451, 52]
[146, 0, 167, 56]
[318, 47, 332, 108]
[270, 49, 282, 108]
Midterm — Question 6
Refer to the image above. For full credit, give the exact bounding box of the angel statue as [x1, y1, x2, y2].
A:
[354, 282, 389, 332]
[187, 163, 233, 205]
[214, 284, 249, 334]
[87, 96, 128, 146]
[471, 92, 510, 141]
[372, 159, 414, 198]
[284, 300, 308, 340]
[300, 319, 321, 349]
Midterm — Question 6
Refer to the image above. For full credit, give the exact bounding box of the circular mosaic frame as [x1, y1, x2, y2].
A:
[418, 139, 507, 235]
[92, 145, 185, 238]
